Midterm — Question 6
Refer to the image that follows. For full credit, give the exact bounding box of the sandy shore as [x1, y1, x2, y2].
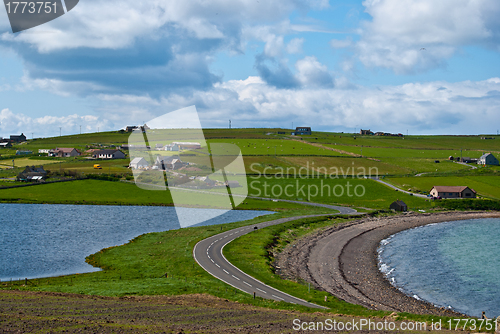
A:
[275, 211, 500, 317]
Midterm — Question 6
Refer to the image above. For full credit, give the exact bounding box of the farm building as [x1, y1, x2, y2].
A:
[129, 157, 149, 169]
[477, 153, 499, 166]
[10, 133, 26, 142]
[429, 186, 476, 199]
[17, 166, 47, 182]
[360, 129, 373, 135]
[390, 200, 407, 212]
[93, 149, 126, 159]
[293, 127, 312, 135]
[172, 142, 201, 150]
[0, 142, 12, 148]
[155, 156, 184, 170]
[51, 148, 81, 157]
[164, 143, 180, 151]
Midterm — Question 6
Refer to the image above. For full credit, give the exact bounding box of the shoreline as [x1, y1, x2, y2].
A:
[276, 211, 500, 317]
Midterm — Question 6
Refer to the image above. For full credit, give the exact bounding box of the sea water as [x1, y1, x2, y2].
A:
[0, 203, 272, 281]
[378, 218, 500, 318]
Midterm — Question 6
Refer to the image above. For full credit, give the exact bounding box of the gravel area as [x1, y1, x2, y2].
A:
[275, 211, 500, 317]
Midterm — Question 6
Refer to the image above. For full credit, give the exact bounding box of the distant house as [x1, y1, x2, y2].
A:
[0, 142, 12, 148]
[226, 180, 240, 188]
[16, 150, 32, 155]
[374, 132, 385, 136]
[164, 143, 180, 151]
[17, 166, 47, 182]
[155, 144, 164, 150]
[120, 144, 150, 151]
[172, 142, 201, 150]
[155, 155, 184, 170]
[294, 127, 312, 135]
[129, 157, 149, 169]
[125, 126, 138, 133]
[53, 147, 81, 158]
[38, 149, 51, 154]
[93, 149, 126, 159]
[429, 186, 476, 199]
[10, 133, 27, 142]
[461, 157, 475, 163]
[195, 176, 216, 187]
[390, 200, 407, 212]
[360, 129, 374, 135]
[478, 153, 499, 166]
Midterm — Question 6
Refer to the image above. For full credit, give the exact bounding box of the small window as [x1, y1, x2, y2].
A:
[466, 193, 470, 196]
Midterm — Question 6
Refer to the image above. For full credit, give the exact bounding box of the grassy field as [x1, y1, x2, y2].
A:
[0, 212, 352, 314]
[209, 138, 347, 156]
[247, 176, 433, 210]
[0, 158, 63, 168]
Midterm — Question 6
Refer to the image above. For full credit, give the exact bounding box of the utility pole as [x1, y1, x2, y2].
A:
[229, 120, 231, 129]
[31, 132, 34, 139]
[59, 127, 62, 137]
[80, 125, 82, 134]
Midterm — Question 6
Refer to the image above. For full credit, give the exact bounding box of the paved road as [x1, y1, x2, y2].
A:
[194, 203, 358, 309]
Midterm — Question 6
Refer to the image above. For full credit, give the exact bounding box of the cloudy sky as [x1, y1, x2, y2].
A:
[1, 0, 500, 137]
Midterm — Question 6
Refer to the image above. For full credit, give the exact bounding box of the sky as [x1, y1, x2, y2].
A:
[1, 0, 500, 138]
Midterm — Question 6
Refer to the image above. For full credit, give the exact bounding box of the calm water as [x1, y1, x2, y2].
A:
[378, 218, 500, 318]
[0, 204, 272, 281]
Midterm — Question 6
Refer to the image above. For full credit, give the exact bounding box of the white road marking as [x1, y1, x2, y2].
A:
[215, 264, 220, 268]
[256, 288, 267, 294]
[223, 269, 230, 274]
[272, 295, 284, 301]
[243, 281, 252, 287]
[210, 259, 214, 263]
[232, 275, 240, 280]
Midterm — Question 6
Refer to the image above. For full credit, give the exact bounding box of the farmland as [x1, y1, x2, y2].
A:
[1, 128, 500, 208]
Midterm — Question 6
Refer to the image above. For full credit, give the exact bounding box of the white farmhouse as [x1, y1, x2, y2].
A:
[129, 157, 149, 169]
[478, 153, 499, 166]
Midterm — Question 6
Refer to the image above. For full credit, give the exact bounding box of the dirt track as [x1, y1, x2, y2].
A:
[275, 211, 500, 317]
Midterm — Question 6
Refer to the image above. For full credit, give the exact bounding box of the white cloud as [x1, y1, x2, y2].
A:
[330, 37, 352, 49]
[286, 38, 304, 54]
[1, 0, 328, 52]
[295, 56, 334, 87]
[4, 77, 500, 136]
[0, 108, 109, 137]
[357, 0, 500, 73]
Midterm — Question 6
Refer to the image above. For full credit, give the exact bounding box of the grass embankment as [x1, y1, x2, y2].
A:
[0, 179, 338, 212]
[1, 211, 338, 313]
[248, 176, 433, 210]
[223, 214, 489, 330]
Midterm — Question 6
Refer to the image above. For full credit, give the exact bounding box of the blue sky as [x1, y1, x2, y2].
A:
[1, 0, 500, 137]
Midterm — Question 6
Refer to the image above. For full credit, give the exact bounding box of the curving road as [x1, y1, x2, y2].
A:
[194, 201, 358, 309]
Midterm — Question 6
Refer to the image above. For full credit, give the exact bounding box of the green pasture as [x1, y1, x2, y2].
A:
[324, 144, 491, 159]
[304, 132, 500, 151]
[378, 158, 472, 174]
[208, 138, 346, 156]
[247, 176, 432, 210]
[281, 156, 411, 176]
